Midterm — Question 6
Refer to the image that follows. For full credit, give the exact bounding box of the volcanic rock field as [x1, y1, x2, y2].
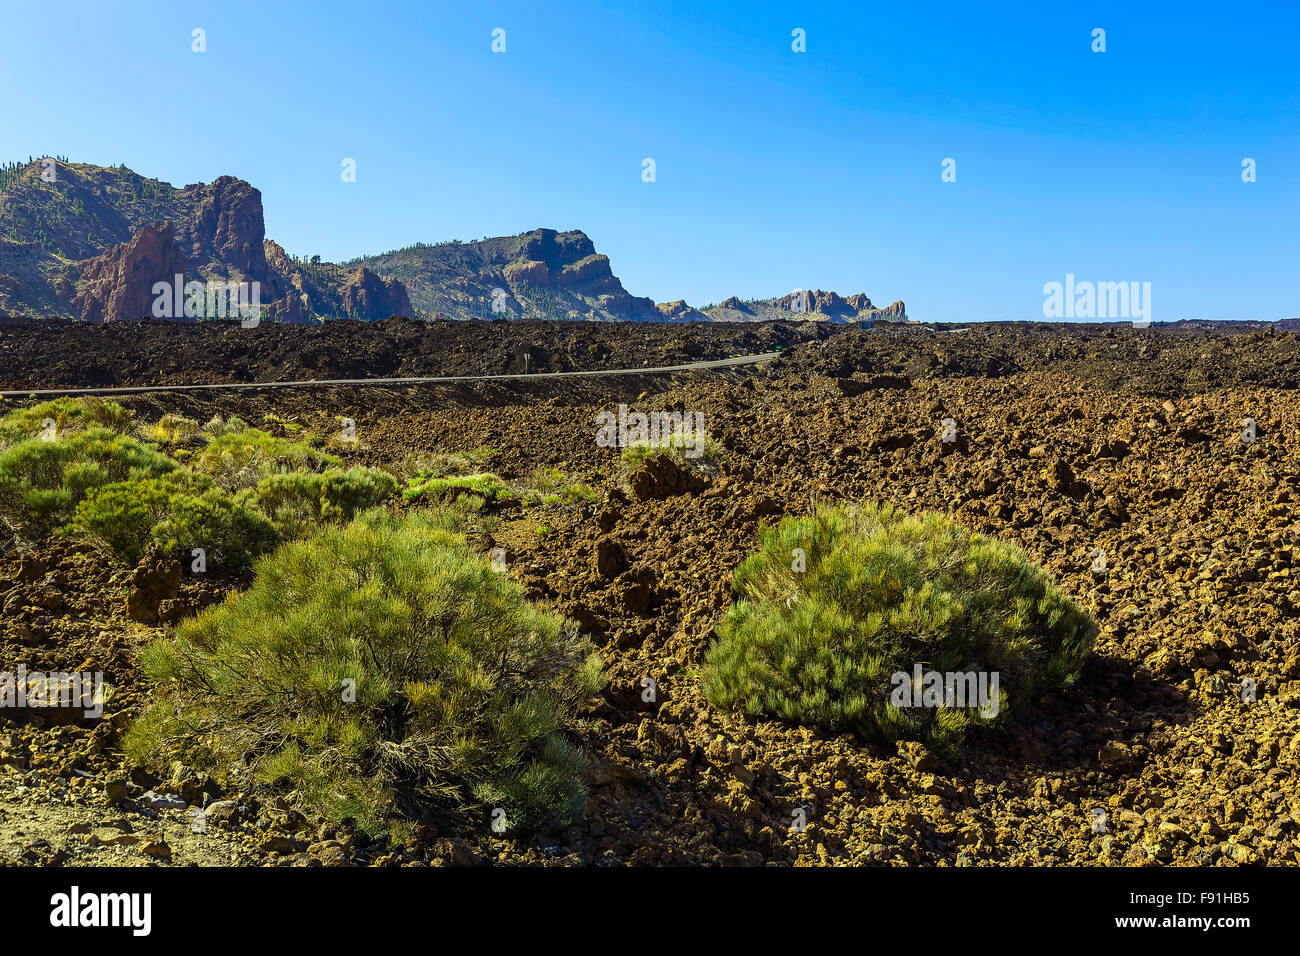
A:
[1, 319, 1297, 867]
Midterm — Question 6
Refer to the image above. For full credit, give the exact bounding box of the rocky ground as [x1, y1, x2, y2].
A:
[2, 321, 1298, 867]
[0, 316, 831, 390]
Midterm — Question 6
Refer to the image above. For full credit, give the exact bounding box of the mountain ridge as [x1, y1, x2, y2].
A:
[0, 159, 905, 325]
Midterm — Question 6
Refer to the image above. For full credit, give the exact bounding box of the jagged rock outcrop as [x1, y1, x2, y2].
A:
[655, 299, 711, 321]
[74, 222, 187, 324]
[0, 162, 415, 323]
[125, 543, 182, 624]
[504, 259, 550, 286]
[558, 254, 616, 289]
[340, 268, 413, 319]
[865, 300, 908, 322]
[350, 227, 660, 321]
[178, 176, 269, 282]
[261, 240, 312, 323]
[264, 291, 310, 324]
[704, 289, 908, 323]
[628, 454, 709, 500]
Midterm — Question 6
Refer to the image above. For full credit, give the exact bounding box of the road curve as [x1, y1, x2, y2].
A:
[0, 350, 782, 398]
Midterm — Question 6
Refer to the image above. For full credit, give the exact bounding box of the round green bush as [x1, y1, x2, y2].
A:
[701, 502, 1096, 753]
[70, 470, 278, 568]
[257, 465, 400, 538]
[126, 508, 603, 835]
[0, 427, 176, 544]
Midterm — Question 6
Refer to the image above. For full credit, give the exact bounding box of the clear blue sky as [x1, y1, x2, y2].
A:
[2, 1, 1296, 321]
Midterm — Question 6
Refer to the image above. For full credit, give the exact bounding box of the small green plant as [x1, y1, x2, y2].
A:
[200, 415, 251, 438]
[403, 471, 511, 504]
[81, 398, 135, 434]
[621, 425, 726, 475]
[126, 509, 603, 835]
[400, 446, 497, 481]
[536, 525, 554, 538]
[142, 413, 201, 445]
[701, 502, 1095, 754]
[519, 467, 599, 507]
[261, 413, 305, 434]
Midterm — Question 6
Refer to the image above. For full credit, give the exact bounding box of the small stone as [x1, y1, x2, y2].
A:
[896, 740, 940, 772]
[102, 778, 128, 801]
[140, 840, 171, 859]
[141, 790, 187, 810]
[1222, 843, 1255, 864]
[204, 799, 240, 826]
[260, 835, 297, 854]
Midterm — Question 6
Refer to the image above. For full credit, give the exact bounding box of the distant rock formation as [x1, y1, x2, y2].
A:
[340, 267, 413, 320]
[702, 290, 908, 324]
[74, 222, 187, 324]
[348, 228, 660, 322]
[179, 176, 269, 282]
[0, 161, 415, 323]
[655, 300, 711, 322]
[0, 159, 906, 325]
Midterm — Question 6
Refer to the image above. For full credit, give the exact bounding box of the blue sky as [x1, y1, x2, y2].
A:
[2, 0, 1296, 321]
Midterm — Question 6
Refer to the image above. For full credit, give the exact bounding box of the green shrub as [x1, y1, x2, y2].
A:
[200, 414, 250, 437]
[67, 471, 205, 562]
[701, 502, 1095, 754]
[126, 509, 603, 834]
[152, 487, 278, 570]
[191, 427, 341, 490]
[621, 425, 726, 475]
[519, 467, 599, 507]
[403, 471, 511, 504]
[258, 466, 400, 538]
[70, 470, 278, 567]
[0, 427, 176, 544]
[142, 413, 201, 445]
[0, 397, 133, 448]
[400, 447, 496, 481]
[81, 398, 135, 434]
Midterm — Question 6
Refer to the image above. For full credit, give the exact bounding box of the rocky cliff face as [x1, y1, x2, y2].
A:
[348, 228, 660, 321]
[178, 176, 270, 282]
[73, 222, 187, 324]
[340, 268, 413, 320]
[0, 161, 414, 323]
